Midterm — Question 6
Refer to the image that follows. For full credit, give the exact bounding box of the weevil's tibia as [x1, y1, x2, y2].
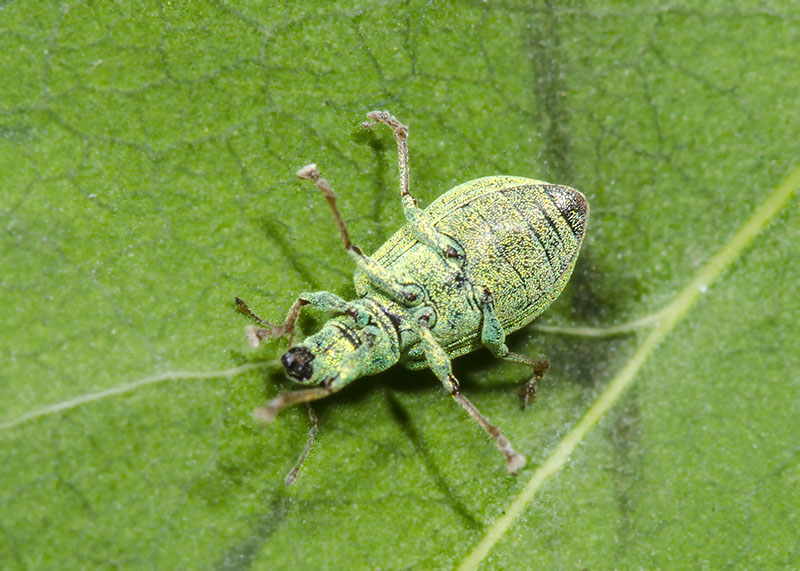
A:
[364, 110, 465, 269]
[451, 386, 526, 475]
[296, 164, 354, 250]
[284, 404, 318, 487]
[476, 286, 508, 356]
[416, 324, 526, 474]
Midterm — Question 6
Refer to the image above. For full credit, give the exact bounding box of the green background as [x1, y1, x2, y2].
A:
[2, 1, 798, 569]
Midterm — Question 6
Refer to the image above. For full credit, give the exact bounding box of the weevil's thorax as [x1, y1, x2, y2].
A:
[281, 299, 401, 387]
[357, 241, 485, 363]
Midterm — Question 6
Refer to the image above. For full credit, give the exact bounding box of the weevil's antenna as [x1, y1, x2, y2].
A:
[235, 297, 272, 326]
[284, 404, 319, 486]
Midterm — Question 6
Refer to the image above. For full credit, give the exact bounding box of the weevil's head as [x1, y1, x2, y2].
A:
[280, 312, 399, 387]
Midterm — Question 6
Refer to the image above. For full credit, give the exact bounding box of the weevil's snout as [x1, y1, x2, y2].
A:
[281, 346, 315, 383]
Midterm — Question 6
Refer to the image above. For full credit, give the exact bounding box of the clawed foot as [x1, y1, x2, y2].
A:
[519, 359, 550, 409]
[252, 398, 281, 424]
[506, 451, 526, 475]
[236, 297, 295, 347]
[245, 324, 294, 348]
[363, 110, 408, 139]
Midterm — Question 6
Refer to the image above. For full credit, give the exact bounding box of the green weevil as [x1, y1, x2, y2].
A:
[238, 111, 588, 475]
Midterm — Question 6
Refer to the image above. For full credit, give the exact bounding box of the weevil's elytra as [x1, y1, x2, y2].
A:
[363, 176, 588, 365]
[239, 111, 588, 478]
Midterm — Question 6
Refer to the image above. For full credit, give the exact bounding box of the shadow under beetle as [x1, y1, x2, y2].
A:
[238, 111, 588, 476]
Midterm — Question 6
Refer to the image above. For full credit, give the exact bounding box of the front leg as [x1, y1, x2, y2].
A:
[252, 341, 370, 423]
[238, 291, 368, 347]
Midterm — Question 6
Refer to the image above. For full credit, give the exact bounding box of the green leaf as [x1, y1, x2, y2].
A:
[2, 2, 798, 569]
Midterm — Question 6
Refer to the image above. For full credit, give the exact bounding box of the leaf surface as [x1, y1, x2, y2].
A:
[2, 2, 799, 569]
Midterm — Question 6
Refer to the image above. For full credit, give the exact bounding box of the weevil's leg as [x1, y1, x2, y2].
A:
[363, 111, 465, 265]
[414, 323, 526, 474]
[502, 353, 550, 409]
[363, 111, 411, 200]
[252, 385, 333, 424]
[296, 164, 355, 251]
[284, 403, 318, 486]
[245, 291, 370, 348]
[296, 163, 424, 306]
[475, 286, 509, 357]
[235, 297, 271, 326]
[253, 347, 364, 424]
[473, 286, 548, 407]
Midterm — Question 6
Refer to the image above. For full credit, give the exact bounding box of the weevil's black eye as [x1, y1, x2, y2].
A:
[281, 346, 315, 382]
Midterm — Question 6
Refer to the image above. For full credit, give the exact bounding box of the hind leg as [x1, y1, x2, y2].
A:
[364, 111, 465, 266]
[474, 286, 550, 408]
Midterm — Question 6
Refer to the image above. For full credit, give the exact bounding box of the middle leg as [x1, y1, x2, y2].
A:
[414, 323, 526, 474]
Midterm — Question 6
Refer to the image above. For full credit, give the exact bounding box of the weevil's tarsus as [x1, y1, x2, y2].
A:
[363, 110, 410, 198]
[284, 404, 319, 486]
[253, 384, 335, 424]
[246, 325, 269, 348]
[520, 379, 537, 409]
[502, 353, 550, 409]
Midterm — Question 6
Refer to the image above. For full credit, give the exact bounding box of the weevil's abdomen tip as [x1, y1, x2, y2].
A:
[507, 453, 526, 475]
[545, 184, 588, 238]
